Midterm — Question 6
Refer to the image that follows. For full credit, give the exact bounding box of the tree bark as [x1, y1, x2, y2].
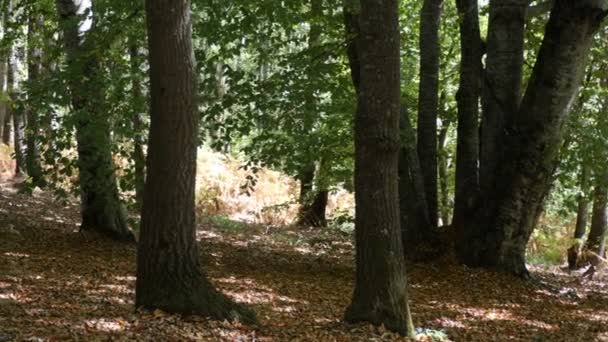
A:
[129, 43, 146, 208]
[399, 106, 441, 260]
[452, 0, 482, 230]
[135, 0, 255, 323]
[568, 165, 590, 269]
[56, 0, 134, 242]
[586, 171, 608, 257]
[343, 0, 415, 336]
[417, 0, 443, 228]
[458, 0, 607, 277]
[25, 10, 44, 186]
[479, 0, 527, 195]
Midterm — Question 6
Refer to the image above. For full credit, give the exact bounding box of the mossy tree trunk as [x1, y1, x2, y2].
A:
[56, 0, 134, 242]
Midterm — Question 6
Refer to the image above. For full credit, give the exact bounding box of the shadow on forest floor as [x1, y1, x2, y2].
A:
[1, 180, 608, 341]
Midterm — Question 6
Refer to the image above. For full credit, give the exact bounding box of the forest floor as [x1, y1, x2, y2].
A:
[1, 181, 608, 341]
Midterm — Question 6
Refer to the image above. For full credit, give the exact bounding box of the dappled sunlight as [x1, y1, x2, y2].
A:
[83, 318, 130, 333]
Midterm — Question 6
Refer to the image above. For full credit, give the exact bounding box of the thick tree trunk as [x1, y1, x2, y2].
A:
[452, 0, 482, 230]
[399, 107, 441, 260]
[25, 11, 44, 186]
[343, 0, 415, 336]
[8, 48, 26, 176]
[568, 165, 590, 270]
[458, 1, 607, 277]
[586, 171, 608, 257]
[129, 43, 146, 208]
[417, 0, 443, 228]
[56, 0, 134, 242]
[479, 0, 527, 194]
[135, 0, 255, 323]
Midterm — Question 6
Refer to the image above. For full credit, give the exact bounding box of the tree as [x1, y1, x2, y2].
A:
[585, 170, 608, 257]
[55, 0, 134, 241]
[456, 0, 607, 277]
[417, 0, 443, 228]
[135, 0, 255, 323]
[452, 0, 481, 228]
[25, 5, 44, 186]
[568, 165, 590, 270]
[343, 0, 415, 336]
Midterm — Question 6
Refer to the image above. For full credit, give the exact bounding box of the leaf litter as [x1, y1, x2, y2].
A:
[1, 181, 608, 341]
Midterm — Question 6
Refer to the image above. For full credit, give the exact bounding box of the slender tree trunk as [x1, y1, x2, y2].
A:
[568, 165, 590, 269]
[8, 46, 26, 176]
[399, 106, 441, 260]
[56, 0, 134, 242]
[417, 0, 443, 228]
[438, 120, 451, 226]
[2, 108, 11, 145]
[459, 1, 607, 277]
[343, 0, 415, 336]
[479, 0, 527, 194]
[452, 0, 482, 230]
[129, 43, 146, 208]
[586, 171, 608, 257]
[135, 0, 255, 323]
[25, 11, 44, 186]
[0, 59, 7, 141]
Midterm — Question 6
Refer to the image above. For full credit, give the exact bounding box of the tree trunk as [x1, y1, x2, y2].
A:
[416, 0, 443, 228]
[8, 46, 26, 176]
[399, 106, 441, 261]
[568, 165, 590, 269]
[586, 171, 608, 257]
[25, 11, 44, 186]
[343, 0, 415, 336]
[458, 1, 607, 277]
[2, 108, 10, 145]
[129, 43, 146, 208]
[452, 0, 482, 230]
[56, 0, 134, 242]
[135, 0, 255, 323]
[479, 0, 527, 194]
[0, 59, 7, 141]
[438, 120, 451, 226]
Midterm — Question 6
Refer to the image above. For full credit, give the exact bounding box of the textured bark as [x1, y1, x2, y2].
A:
[568, 165, 590, 269]
[452, 0, 482, 230]
[586, 171, 608, 257]
[343, 0, 415, 336]
[399, 107, 441, 261]
[56, 0, 134, 242]
[479, 0, 527, 195]
[458, 0, 607, 277]
[25, 11, 44, 186]
[417, 0, 443, 228]
[136, 0, 255, 323]
[129, 43, 146, 208]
